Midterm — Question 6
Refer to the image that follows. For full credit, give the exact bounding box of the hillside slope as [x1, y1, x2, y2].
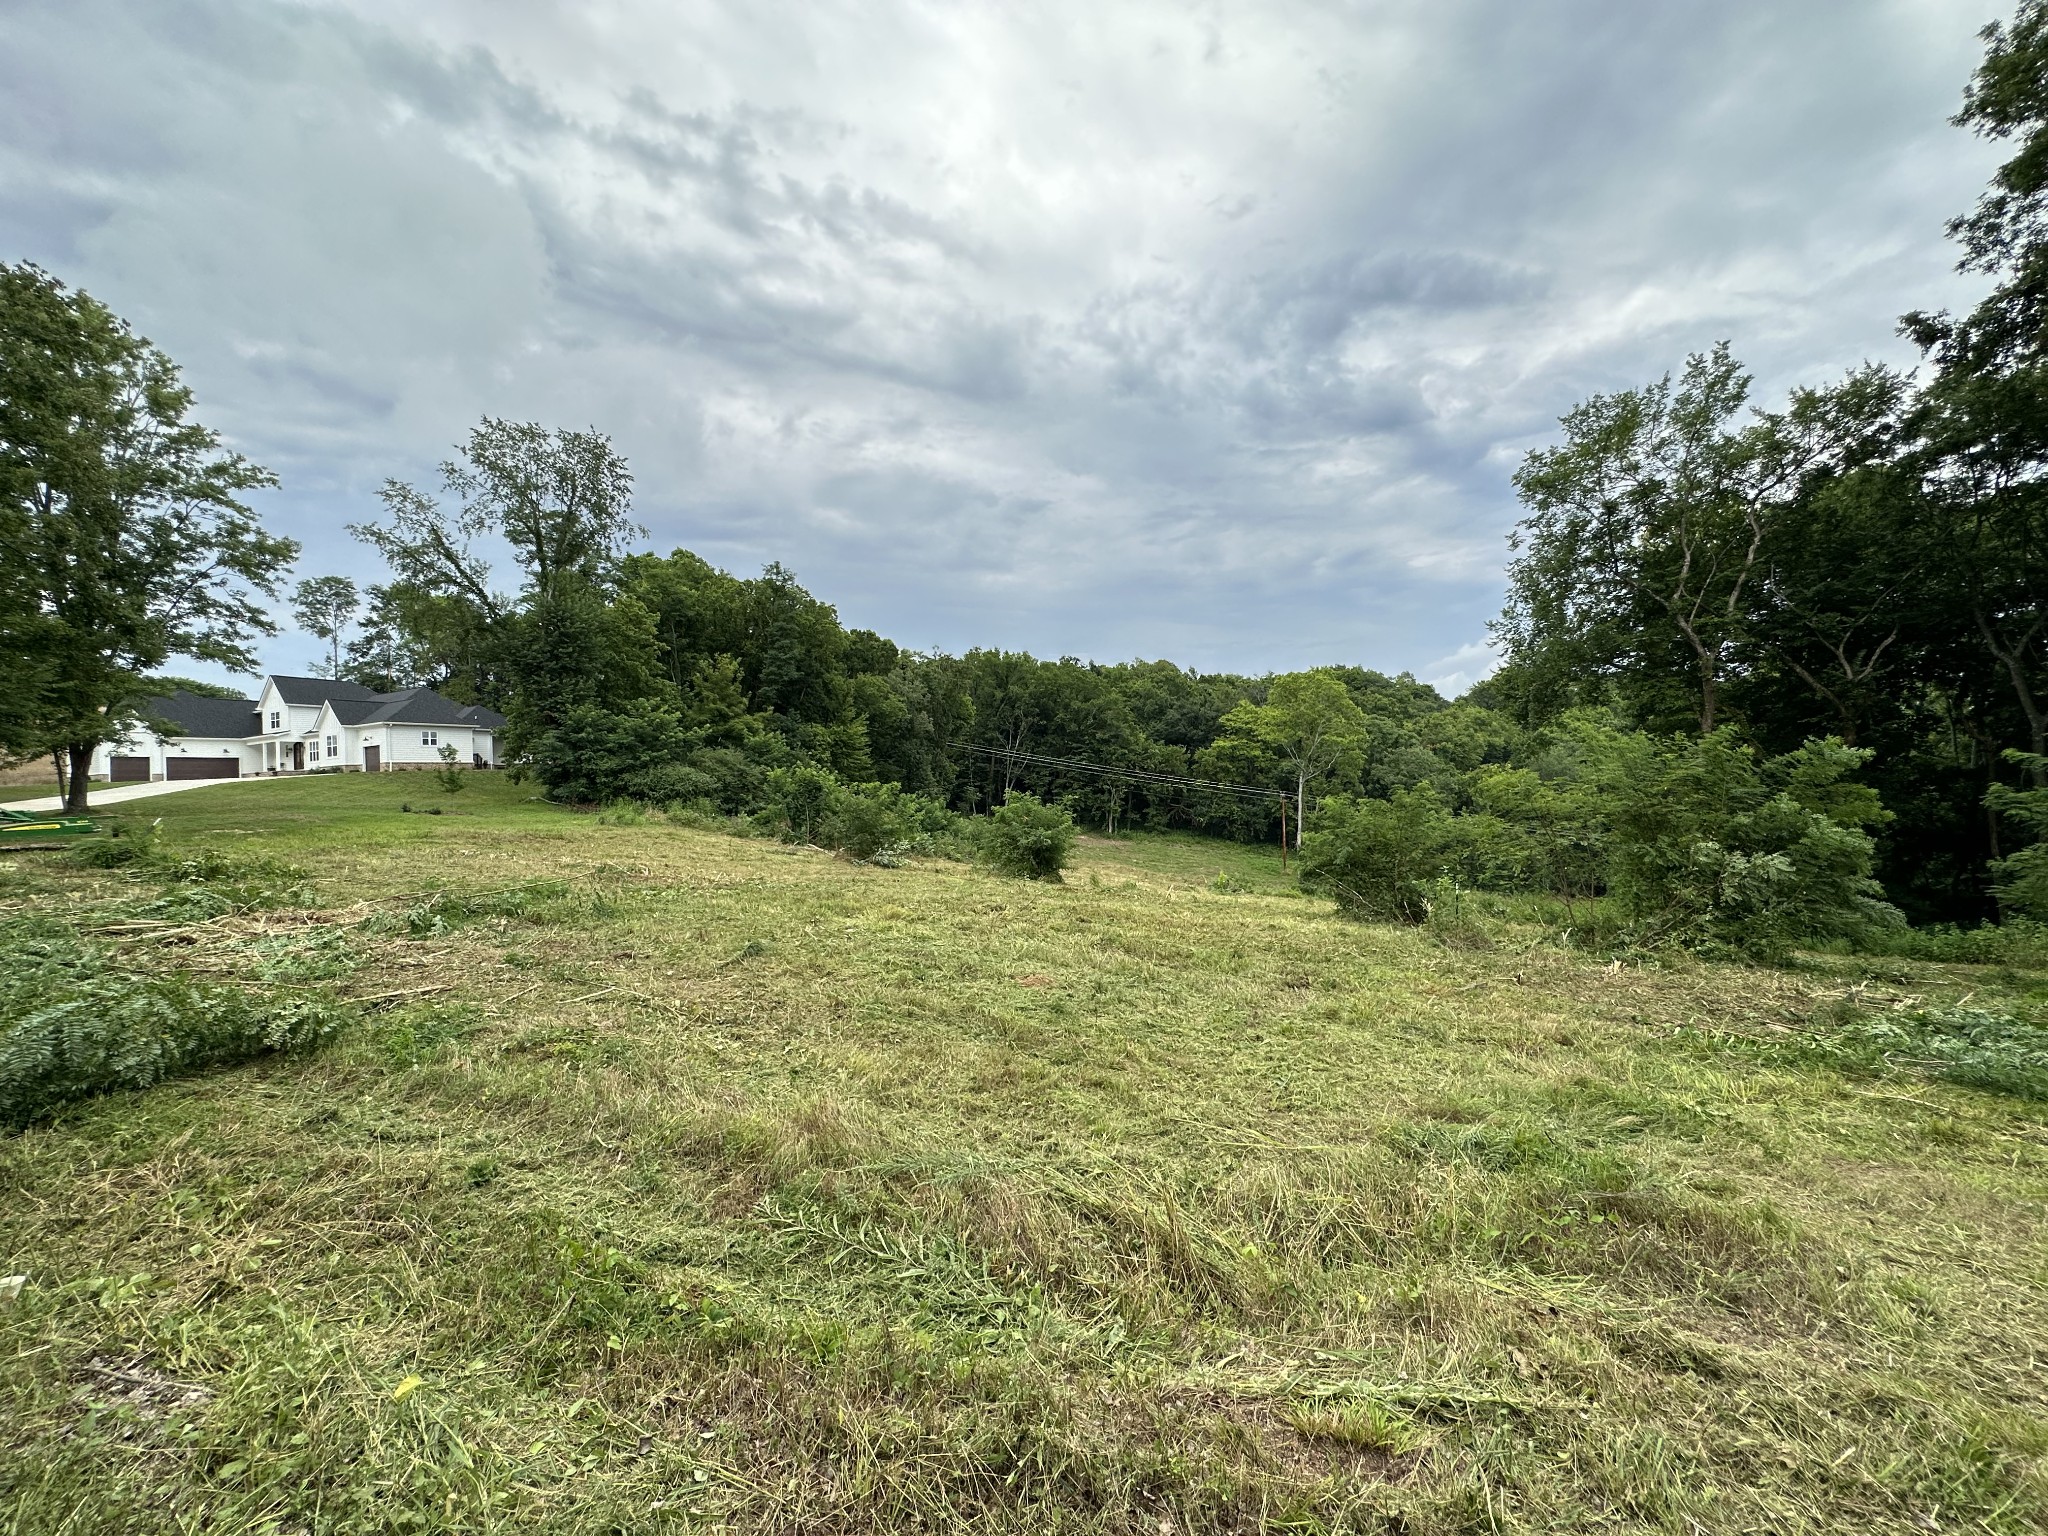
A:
[2, 776, 2045, 1534]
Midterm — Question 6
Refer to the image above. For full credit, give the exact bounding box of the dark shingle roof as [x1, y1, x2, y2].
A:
[358, 688, 506, 728]
[269, 675, 383, 705]
[296, 682, 507, 730]
[143, 677, 507, 738]
[138, 690, 261, 739]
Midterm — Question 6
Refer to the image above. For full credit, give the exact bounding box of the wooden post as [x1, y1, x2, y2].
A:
[1279, 798, 1288, 870]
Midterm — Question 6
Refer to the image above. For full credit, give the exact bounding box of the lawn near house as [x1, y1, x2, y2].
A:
[0, 774, 2044, 1533]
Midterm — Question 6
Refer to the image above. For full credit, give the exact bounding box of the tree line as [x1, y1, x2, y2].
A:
[5, 8, 2048, 950]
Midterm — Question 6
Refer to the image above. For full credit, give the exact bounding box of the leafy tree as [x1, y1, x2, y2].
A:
[354, 420, 640, 608]
[293, 575, 359, 679]
[1740, 369, 1925, 749]
[0, 263, 292, 809]
[351, 421, 650, 750]
[1214, 670, 1368, 844]
[1900, 5, 2048, 780]
[819, 781, 912, 861]
[434, 743, 466, 794]
[343, 580, 502, 701]
[138, 675, 248, 701]
[762, 763, 843, 846]
[1502, 345, 1833, 737]
[1469, 759, 1608, 920]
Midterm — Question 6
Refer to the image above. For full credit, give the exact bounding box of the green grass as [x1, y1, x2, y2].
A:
[2, 779, 2045, 1533]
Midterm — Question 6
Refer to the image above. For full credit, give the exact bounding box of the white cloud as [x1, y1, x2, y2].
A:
[0, 0, 2006, 683]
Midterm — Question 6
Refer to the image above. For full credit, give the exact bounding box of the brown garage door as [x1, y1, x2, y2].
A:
[166, 757, 240, 780]
[109, 756, 150, 782]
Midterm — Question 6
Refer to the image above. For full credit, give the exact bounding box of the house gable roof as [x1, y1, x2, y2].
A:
[269, 675, 384, 706]
[359, 688, 507, 728]
[138, 690, 261, 739]
[259, 677, 507, 731]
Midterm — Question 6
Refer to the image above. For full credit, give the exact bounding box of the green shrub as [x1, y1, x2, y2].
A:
[981, 794, 1075, 881]
[1852, 918, 2048, 967]
[1987, 753, 2048, 921]
[1580, 726, 1899, 961]
[435, 743, 466, 794]
[819, 782, 911, 862]
[761, 762, 843, 846]
[528, 701, 693, 805]
[1298, 786, 1459, 922]
[1, 921, 349, 1128]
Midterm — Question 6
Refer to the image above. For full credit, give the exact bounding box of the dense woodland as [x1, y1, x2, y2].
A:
[9, 9, 2048, 957]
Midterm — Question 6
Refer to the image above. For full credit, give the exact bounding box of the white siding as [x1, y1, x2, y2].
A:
[382, 725, 482, 765]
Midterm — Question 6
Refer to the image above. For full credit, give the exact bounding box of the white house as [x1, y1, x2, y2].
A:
[89, 677, 507, 782]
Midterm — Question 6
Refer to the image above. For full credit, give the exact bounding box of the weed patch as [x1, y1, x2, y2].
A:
[366, 879, 575, 937]
[0, 918, 350, 1128]
[1690, 1002, 2048, 1100]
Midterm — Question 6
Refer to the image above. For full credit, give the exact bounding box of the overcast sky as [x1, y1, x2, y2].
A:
[0, 0, 2009, 692]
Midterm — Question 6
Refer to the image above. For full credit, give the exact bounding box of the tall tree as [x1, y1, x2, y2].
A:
[350, 420, 647, 745]
[1214, 670, 1368, 845]
[0, 264, 291, 810]
[1902, 2, 2048, 781]
[1501, 345, 1823, 737]
[293, 575, 359, 679]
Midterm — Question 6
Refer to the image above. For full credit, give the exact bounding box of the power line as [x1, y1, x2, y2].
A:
[949, 741, 1300, 804]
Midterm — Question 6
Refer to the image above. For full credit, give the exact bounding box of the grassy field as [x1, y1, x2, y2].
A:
[2, 773, 2045, 1534]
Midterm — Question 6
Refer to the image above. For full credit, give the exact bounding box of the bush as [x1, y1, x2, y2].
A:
[435, 743, 466, 794]
[1298, 786, 1460, 922]
[1852, 918, 2048, 967]
[684, 747, 769, 814]
[1987, 753, 2048, 921]
[1, 921, 349, 1128]
[761, 763, 842, 846]
[1575, 725, 1899, 961]
[981, 794, 1075, 881]
[528, 701, 692, 805]
[820, 782, 911, 862]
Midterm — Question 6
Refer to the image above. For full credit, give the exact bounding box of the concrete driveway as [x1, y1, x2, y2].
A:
[8, 775, 292, 814]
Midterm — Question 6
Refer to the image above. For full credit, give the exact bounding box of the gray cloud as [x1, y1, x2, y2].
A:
[0, 0, 2007, 683]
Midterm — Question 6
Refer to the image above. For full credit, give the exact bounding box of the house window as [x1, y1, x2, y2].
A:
[422, 730, 438, 746]
[308, 741, 319, 762]
[326, 734, 338, 756]
[268, 710, 280, 730]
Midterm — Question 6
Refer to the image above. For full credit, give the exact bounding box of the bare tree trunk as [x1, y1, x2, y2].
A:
[1296, 769, 1306, 849]
[1977, 609, 2047, 784]
[52, 750, 68, 806]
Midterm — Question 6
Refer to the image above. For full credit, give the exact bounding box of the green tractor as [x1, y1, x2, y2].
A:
[0, 808, 98, 847]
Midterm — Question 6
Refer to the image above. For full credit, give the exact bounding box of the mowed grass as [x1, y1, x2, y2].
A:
[2, 773, 2045, 1534]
